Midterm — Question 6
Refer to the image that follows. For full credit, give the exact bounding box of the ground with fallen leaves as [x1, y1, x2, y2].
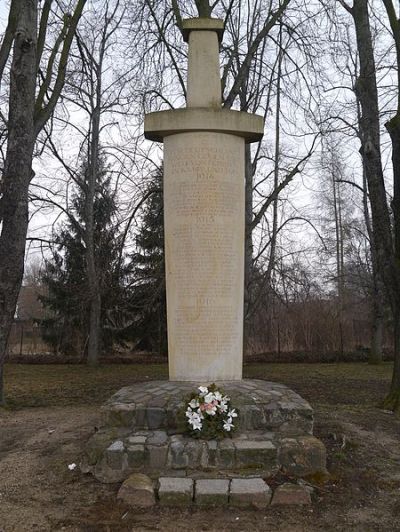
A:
[0, 362, 399, 531]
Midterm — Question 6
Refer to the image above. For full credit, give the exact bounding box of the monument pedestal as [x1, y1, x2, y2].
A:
[82, 379, 327, 484]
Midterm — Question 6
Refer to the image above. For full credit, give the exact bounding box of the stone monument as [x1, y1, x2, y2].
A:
[144, 18, 263, 381]
[83, 18, 327, 506]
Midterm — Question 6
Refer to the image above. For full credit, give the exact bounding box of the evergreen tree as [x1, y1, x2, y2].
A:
[40, 155, 125, 357]
[129, 168, 167, 354]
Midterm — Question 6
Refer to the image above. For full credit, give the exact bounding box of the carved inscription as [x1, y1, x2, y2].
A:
[174, 306, 239, 357]
[164, 132, 245, 377]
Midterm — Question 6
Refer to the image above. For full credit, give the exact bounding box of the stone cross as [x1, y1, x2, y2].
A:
[145, 18, 264, 381]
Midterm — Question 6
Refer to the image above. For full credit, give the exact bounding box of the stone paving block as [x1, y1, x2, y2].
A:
[117, 473, 155, 507]
[158, 477, 193, 505]
[235, 440, 276, 468]
[102, 405, 136, 427]
[271, 483, 311, 505]
[168, 435, 188, 469]
[204, 440, 217, 467]
[146, 407, 166, 429]
[195, 479, 230, 506]
[147, 445, 169, 469]
[134, 406, 146, 428]
[217, 439, 235, 468]
[229, 478, 271, 508]
[128, 435, 147, 445]
[126, 444, 145, 468]
[106, 440, 125, 469]
[185, 440, 202, 468]
[278, 435, 327, 477]
[147, 430, 168, 446]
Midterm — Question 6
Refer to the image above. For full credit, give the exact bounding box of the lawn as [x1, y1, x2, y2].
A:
[2, 361, 393, 409]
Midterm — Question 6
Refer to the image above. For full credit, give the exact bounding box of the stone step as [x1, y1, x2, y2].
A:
[101, 379, 313, 436]
[81, 428, 326, 484]
[118, 474, 311, 508]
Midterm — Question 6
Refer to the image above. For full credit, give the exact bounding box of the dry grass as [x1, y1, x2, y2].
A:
[2, 361, 393, 410]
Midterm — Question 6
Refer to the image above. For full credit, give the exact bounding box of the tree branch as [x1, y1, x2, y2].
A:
[250, 136, 318, 231]
[34, 0, 87, 135]
[0, 0, 19, 85]
[223, 0, 291, 108]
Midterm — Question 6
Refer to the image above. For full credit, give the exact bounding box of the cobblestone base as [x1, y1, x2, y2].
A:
[101, 379, 314, 435]
[82, 379, 327, 483]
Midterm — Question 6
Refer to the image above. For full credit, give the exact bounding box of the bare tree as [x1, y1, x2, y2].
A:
[0, 0, 86, 404]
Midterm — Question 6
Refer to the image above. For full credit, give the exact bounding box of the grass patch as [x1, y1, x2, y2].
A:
[1, 361, 393, 410]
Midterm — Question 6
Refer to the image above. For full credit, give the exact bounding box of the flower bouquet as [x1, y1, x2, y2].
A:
[184, 383, 238, 439]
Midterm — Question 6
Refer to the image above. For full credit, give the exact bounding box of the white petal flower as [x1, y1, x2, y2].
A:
[214, 391, 222, 401]
[228, 409, 238, 418]
[204, 392, 216, 404]
[68, 463, 77, 471]
[218, 402, 228, 413]
[198, 386, 208, 396]
[189, 399, 199, 409]
[223, 419, 234, 431]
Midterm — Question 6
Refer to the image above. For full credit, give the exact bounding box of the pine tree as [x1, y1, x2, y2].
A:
[129, 168, 167, 355]
[40, 156, 124, 357]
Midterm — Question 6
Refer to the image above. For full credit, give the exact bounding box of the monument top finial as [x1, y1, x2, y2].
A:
[183, 17, 223, 108]
[181, 17, 224, 43]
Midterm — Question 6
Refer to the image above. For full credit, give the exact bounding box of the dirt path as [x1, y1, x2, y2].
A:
[0, 403, 399, 531]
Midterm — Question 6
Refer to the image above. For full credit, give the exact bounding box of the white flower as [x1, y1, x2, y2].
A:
[214, 391, 222, 401]
[227, 409, 238, 418]
[204, 392, 216, 404]
[223, 419, 234, 431]
[188, 411, 203, 430]
[189, 398, 199, 409]
[218, 402, 228, 413]
[198, 386, 208, 396]
[68, 463, 77, 471]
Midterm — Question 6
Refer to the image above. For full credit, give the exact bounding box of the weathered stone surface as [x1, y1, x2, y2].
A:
[83, 428, 127, 468]
[144, 17, 263, 382]
[195, 479, 230, 506]
[102, 403, 136, 428]
[278, 435, 327, 477]
[167, 435, 188, 469]
[217, 439, 235, 468]
[106, 440, 125, 469]
[271, 483, 311, 506]
[229, 478, 271, 508]
[205, 440, 217, 468]
[158, 477, 193, 506]
[235, 440, 276, 469]
[146, 430, 168, 446]
[147, 407, 166, 429]
[117, 473, 155, 507]
[126, 444, 145, 469]
[147, 445, 169, 469]
[85, 380, 325, 484]
[101, 380, 314, 434]
[128, 435, 147, 445]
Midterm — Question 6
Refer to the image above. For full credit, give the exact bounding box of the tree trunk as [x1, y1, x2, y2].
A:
[370, 303, 384, 364]
[360, 152, 384, 364]
[85, 102, 102, 365]
[0, 0, 37, 405]
[352, 0, 400, 406]
[386, 116, 400, 396]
